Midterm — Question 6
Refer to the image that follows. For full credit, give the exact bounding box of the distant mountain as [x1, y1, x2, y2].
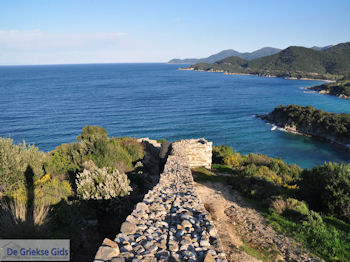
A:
[187, 42, 350, 80]
[311, 45, 333, 51]
[168, 47, 281, 64]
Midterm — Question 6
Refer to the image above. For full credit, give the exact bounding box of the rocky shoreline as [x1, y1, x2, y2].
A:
[305, 86, 350, 99]
[257, 113, 350, 152]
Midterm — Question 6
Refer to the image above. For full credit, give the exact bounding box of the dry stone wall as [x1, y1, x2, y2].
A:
[94, 139, 225, 262]
[174, 139, 212, 169]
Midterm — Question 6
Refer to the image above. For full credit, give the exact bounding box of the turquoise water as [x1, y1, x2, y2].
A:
[0, 63, 349, 168]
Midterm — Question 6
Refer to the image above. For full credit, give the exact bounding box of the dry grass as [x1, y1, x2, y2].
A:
[0, 199, 50, 238]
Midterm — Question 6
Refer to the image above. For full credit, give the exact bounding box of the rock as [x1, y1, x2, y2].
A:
[111, 258, 125, 262]
[95, 246, 119, 261]
[181, 220, 192, 228]
[182, 250, 196, 260]
[168, 240, 179, 252]
[120, 244, 133, 252]
[102, 238, 119, 248]
[199, 240, 210, 247]
[134, 245, 145, 254]
[119, 252, 134, 258]
[204, 253, 216, 262]
[120, 222, 137, 234]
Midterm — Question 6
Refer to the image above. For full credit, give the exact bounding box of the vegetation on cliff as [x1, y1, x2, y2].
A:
[188, 42, 350, 80]
[308, 77, 350, 99]
[0, 126, 147, 260]
[206, 145, 350, 261]
[259, 105, 350, 147]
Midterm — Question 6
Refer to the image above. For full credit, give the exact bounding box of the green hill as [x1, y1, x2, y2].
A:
[188, 42, 350, 80]
[168, 47, 281, 64]
[308, 78, 350, 99]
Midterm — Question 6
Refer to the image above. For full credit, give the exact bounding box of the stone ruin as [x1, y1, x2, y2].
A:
[94, 138, 227, 262]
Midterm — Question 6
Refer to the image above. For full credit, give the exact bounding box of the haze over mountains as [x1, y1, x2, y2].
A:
[169, 45, 333, 64]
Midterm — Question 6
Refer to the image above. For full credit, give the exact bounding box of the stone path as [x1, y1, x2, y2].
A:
[94, 141, 227, 262]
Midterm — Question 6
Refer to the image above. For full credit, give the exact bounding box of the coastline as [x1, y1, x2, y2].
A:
[305, 86, 350, 100]
[179, 67, 334, 82]
[257, 116, 350, 152]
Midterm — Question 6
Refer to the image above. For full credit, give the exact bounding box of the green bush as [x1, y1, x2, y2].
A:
[75, 166, 132, 200]
[232, 175, 282, 200]
[76, 125, 108, 144]
[10, 174, 72, 206]
[223, 152, 242, 168]
[243, 154, 301, 186]
[46, 143, 81, 177]
[156, 138, 168, 144]
[285, 198, 309, 217]
[77, 126, 134, 172]
[0, 138, 45, 195]
[115, 137, 144, 162]
[212, 145, 234, 164]
[300, 211, 344, 261]
[270, 197, 309, 217]
[299, 162, 350, 221]
[46, 126, 144, 176]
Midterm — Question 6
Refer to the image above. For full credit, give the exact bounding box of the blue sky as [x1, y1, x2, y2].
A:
[1, 0, 349, 64]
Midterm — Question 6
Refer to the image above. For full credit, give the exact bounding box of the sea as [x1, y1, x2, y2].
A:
[0, 63, 349, 169]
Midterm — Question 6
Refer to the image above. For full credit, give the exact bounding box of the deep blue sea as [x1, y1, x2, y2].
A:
[0, 63, 349, 168]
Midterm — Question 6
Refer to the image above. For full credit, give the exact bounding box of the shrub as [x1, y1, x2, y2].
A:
[156, 138, 168, 143]
[10, 174, 72, 206]
[299, 162, 350, 221]
[0, 138, 45, 195]
[246, 153, 272, 166]
[300, 211, 344, 260]
[45, 143, 80, 176]
[243, 154, 301, 186]
[77, 126, 134, 172]
[223, 152, 242, 168]
[212, 145, 234, 164]
[76, 167, 132, 200]
[46, 126, 144, 176]
[232, 175, 282, 200]
[115, 137, 144, 162]
[270, 198, 287, 214]
[270, 197, 309, 217]
[76, 125, 108, 144]
[285, 198, 309, 217]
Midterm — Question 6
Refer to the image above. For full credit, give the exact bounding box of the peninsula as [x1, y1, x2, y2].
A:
[306, 77, 350, 99]
[259, 105, 350, 150]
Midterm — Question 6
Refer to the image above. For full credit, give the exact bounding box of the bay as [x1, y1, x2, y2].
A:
[0, 63, 349, 168]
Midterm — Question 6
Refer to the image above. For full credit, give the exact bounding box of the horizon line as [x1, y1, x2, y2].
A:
[0, 62, 181, 67]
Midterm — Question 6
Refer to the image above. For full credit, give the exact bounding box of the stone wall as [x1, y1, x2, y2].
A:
[137, 138, 161, 176]
[94, 139, 224, 262]
[173, 138, 212, 169]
